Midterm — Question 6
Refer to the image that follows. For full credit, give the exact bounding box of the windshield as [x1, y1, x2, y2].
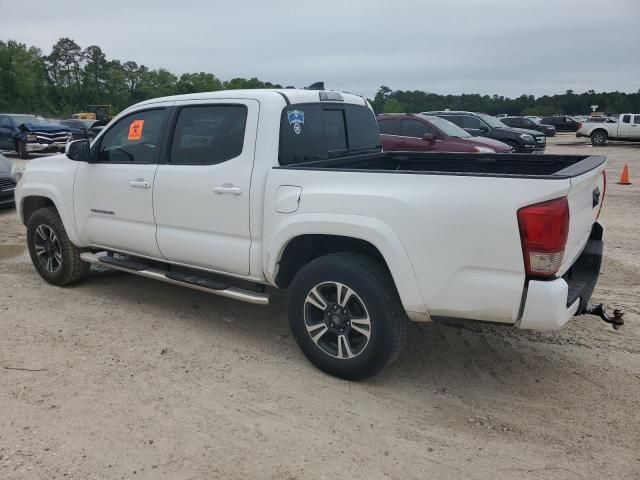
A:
[9, 115, 51, 126]
[478, 114, 506, 128]
[422, 115, 470, 138]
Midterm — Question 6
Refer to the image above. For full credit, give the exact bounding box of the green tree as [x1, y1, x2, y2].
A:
[382, 97, 406, 113]
[176, 72, 222, 94]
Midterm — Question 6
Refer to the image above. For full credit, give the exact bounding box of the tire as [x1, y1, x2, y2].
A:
[504, 140, 522, 153]
[288, 253, 407, 380]
[17, 141, 29, 159]
[591, 131, 608, 146]
[26, 207, 90, 286]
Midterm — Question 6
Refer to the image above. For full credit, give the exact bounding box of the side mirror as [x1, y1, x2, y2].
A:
[479, 125, 489, 132]
[65, 139, 91, 162]
[422, 133, 435, 145]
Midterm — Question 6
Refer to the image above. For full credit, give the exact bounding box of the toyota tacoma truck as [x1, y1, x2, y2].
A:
[576, 113, 640, 146]
[15, 89, 614, 380]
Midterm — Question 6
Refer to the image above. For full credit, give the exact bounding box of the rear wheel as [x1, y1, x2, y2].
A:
[17, 141, 29, 159]
[288, 253, 407, 380]
[26, 207, 90, 286]
[591, 131, 607, 146]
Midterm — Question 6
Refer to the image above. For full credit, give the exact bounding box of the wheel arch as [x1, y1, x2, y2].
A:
[18, 188, 83, 246]
[265, 214, 429, 320]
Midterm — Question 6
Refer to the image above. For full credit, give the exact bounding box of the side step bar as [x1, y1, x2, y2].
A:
[80, 252, 269, 305]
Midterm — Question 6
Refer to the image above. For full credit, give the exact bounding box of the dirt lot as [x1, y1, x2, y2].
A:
[1, 135, 639, 479]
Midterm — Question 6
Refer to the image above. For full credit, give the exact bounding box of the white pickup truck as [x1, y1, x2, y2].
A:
[15, 89, 615, 379]
[577, 113, 640, 145]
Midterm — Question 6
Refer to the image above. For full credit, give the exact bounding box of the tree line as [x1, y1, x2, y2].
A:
[371, 86, 640, 117]
[1, 37, 639, 118]
[0, 38, 286, 117]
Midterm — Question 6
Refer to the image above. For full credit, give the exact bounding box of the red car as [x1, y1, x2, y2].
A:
[377, 113, 512, 153]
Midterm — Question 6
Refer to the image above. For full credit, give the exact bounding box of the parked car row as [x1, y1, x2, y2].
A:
[377, 114, 512, 153]
[0, 114, 72, 158]
[0, 113, 107, 159]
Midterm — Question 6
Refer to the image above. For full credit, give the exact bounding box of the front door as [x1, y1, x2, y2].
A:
[153, 100, 258, 275]
[617, 114, 639, 138]
[74, 107, 170, 257]
[399, 119, 440, 151]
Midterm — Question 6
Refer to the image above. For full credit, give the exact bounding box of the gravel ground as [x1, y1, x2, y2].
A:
[1, 135, 639, 479]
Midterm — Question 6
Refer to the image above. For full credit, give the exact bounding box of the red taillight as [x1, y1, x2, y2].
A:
[577, 122, 583, 130]
[517, 197, 570, 278]
[597, 170, 606, 219]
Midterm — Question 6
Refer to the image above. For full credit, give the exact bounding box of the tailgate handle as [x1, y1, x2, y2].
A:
[592, 187, 600, 208]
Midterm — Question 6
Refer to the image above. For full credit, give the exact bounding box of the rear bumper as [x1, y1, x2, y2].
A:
[519, 222, 603, 330]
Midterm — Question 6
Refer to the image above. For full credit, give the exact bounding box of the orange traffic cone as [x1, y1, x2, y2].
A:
[618, 164, 631, 185]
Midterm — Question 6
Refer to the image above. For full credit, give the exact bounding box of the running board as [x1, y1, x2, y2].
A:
[80, 252, 269, 305]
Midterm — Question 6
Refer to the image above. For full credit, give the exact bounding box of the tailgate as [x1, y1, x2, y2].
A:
[560, 164, 606, 275]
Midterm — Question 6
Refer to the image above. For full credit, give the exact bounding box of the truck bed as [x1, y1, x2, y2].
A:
[275, 152, 605, 179]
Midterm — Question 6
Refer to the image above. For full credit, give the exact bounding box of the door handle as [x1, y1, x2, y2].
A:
[214, 184, 243, 195]
[129, 179, 151, 189]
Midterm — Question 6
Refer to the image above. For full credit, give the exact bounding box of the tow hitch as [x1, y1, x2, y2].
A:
[582, 303, 624, 330]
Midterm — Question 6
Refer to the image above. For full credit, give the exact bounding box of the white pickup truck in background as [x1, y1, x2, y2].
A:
[577, 113, 640, 145]
[15, 89, 615, 379]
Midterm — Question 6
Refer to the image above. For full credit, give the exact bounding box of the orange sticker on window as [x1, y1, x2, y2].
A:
[128, 119, 144, 141]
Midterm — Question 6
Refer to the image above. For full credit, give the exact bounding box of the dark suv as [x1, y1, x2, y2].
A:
[423, 111, 546, 153]
[500, 116, 556, 137]
[540, 116, 580, 132]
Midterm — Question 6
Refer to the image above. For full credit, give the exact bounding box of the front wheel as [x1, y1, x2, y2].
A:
[26, 207, 90, 286]
[288, 253, 407, 380]
[591, 131, 608, 146]
[504, 140, 522, 153]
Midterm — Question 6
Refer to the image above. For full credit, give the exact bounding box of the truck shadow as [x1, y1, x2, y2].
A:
[84, 267, 606, 401]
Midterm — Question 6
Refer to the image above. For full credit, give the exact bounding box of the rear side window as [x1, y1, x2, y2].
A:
[377, 119, 400, 135]
[170, 105, 247, 165]
[622, 115, 631, 124]
[279, 103, 381, 165]
[634, 115, 640, 124]
[97, 109, 167, 164]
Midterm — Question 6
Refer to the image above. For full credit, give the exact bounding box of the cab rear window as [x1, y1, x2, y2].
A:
[278, 103, 381, 165]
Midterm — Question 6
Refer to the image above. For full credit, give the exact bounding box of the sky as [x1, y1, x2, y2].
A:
[2, 0, 639, 98]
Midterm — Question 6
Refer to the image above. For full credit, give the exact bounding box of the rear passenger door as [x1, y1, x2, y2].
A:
[377, 118, 402, 150]
[153, 100, 258, 275]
